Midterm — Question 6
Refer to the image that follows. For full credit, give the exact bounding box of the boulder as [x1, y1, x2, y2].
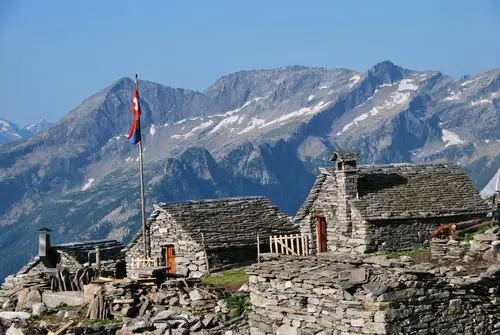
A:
[122, 316, 153, 332]
[189, 289, 203, 301]
[202, 313, 216, 328]
[152, 309, 176, 322]
[6, 324, 25, 335]
[31, 303, 47, 316]
[116, 330, 134, 335]
[275, 324, 301, 335]
[121, 306, 138, 317]
[42, 291, 84, 308]
[0, 312, 31, 320]
[15, 289, 41, 311]
[63, 310, 79, 318]
[0, 316, 12, 332]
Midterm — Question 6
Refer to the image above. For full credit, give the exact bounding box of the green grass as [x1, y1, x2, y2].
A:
[462, 223, 495, 243]
[201, 268, 249, 286]
[386, 246, 426, 259]
[81, 317, 122, 326]
[225, 294, 251, 319]
[462, 233, 474, 243]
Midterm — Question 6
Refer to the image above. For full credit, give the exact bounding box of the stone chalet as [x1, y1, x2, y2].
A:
[295, 151, 490, 255]
[124, 196, 297, 279]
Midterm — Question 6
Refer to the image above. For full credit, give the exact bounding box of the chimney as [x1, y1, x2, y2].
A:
[38, 227, 52, 257]
[330, 151, 360, 234]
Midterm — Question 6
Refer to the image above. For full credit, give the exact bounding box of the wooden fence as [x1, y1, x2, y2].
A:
[269, 234, 309, 256]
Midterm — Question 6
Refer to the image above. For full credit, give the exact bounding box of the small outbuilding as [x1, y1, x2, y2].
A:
[0, 228, 125, 295]
[124, 196, 297, 278]
[295, 151, 490, 255]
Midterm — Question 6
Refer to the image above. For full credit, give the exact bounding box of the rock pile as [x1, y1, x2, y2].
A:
[82, 278, 249, 334]
[431, 224, 500, 262]
[247, 253, 500, 335]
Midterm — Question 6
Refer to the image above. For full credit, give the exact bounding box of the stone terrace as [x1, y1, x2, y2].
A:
[247, 253, 500, 335]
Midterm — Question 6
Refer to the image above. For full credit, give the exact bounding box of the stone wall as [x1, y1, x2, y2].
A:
[298, 173, 339, 255]
[362, 215, 487, 253]
[247, 254, 500, 334]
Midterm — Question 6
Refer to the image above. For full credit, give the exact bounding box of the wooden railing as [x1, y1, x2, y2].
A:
[130, 258, 157, 268]
[269, 234, 309, 256]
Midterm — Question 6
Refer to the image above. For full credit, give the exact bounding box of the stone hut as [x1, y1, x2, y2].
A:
[124, 196, 297, 279]
[295, 151, 490, 255]
[1, 228, 125, 296]
[14, 228, 125, 276]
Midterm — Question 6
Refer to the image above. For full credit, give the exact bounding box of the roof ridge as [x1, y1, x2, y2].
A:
[160, 196, 269, 207]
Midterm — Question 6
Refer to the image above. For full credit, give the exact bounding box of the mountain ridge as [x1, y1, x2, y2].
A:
[0, 60, 498, 281]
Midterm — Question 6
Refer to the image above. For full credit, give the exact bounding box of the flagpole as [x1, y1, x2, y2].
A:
[135, 74, 149, 259]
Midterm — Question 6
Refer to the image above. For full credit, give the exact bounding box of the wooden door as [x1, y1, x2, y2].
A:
[165, 245, 176, 274]
[316, 217, 327, 253]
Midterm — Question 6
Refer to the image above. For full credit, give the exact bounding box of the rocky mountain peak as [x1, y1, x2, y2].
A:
[368, 60, 410, 84]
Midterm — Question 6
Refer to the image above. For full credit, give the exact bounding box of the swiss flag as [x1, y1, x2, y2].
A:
[128, 87, 142, 144]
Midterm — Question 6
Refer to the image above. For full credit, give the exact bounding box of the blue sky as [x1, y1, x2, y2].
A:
[1, 0, 499, 125]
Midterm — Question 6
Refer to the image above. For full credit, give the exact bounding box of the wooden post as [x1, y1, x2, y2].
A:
[295, 234, 300, 256]
[269, 236, 273, 254]
[95, 246, 101, 272]
[201, 233, 210, 275]
[257, 233, 260, 264]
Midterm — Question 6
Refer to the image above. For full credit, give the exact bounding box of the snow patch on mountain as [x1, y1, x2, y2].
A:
[348, 75, 361, 88]
[398, 79, 419, 91]
[336, 89, 412, 136]
[444, 91, 461, 101]
[442, 129, 464, 147]
[150, 124, 157, 136]
[171, 120, 214, 139]
[81, 178, 95, 191]
[1, 120, 11, 131]
[308, 95, 314, 101]
[238, 117, 266, 135]
[471, 99, 491, 106]
[261, 100, 331, 129]
[108, 135, 126, 143]
[460, 78, 479, 87]
[209, 115, 240, 134]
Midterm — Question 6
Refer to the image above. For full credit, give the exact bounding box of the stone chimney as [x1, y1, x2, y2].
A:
[330, 151, 359, 234]
[38, 227, 52, 257]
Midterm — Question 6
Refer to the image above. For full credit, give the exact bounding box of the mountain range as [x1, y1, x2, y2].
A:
[0, 118, 52, 145]
[0, 60, 499, 281]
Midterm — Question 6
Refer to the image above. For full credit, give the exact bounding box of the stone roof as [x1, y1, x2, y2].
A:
[126, 196, 297, 250]
[293, 173, 328, 223]
[54, 239, 125, 264]
[295, 163, 490, 221]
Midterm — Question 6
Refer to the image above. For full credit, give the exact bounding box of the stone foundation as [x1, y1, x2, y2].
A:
[247, 254, 500, 334]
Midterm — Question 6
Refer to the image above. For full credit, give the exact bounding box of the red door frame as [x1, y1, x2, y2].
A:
[316, 217, 327, 253]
